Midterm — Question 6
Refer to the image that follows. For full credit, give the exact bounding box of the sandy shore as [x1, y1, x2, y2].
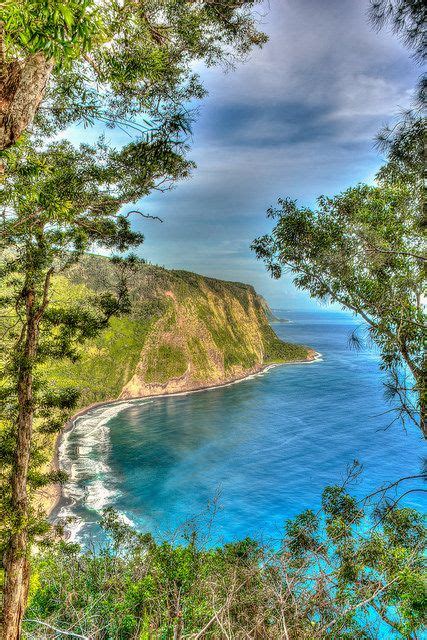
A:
[46, 350, 321, 519]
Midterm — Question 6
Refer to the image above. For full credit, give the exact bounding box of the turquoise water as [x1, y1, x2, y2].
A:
[57, 310, 425, 545]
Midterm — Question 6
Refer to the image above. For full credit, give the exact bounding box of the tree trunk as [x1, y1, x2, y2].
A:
[2, 286, 39, 640]
[409, 365, 426, 439]
[0, 52, 53, 152]
[420, 351, 426, 439]
[420, 394, 426, 439]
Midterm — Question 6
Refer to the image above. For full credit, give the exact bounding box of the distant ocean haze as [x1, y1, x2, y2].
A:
[56, 310, 426, 546]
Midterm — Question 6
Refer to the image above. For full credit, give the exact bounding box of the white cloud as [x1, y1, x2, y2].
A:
[60, 0, 419, 308]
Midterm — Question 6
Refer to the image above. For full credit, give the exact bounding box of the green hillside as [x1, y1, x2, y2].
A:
[43, 255, 312, 407]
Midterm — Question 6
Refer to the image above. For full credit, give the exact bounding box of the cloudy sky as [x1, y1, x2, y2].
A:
[72, 0, 419, 309]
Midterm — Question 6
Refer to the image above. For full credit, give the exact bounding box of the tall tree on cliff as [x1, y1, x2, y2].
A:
[0, 134, 191, 639]
[0, 3, 267, 638]
[0, 0, 267, 155]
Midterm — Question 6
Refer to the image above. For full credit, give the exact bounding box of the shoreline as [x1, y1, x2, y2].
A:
[47, 350, 322, 520]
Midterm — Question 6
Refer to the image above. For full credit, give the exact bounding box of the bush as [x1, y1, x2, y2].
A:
[25, 483, 426, 639]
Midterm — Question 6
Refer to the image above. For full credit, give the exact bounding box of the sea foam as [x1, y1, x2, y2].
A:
[58, 401, 136, 538]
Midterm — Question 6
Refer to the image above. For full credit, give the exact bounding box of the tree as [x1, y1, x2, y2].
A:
[253, 1, 426, 438]
[369, 0, 427, 61]
[0, 133, 190, 639]
[281, 479, 426, 638]
[0, 0, 267, 153]
[252, 180, 425, 436]
[0, 3, 267, 636]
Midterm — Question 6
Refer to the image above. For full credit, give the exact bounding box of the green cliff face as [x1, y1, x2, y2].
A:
[44, 255, 312, 406]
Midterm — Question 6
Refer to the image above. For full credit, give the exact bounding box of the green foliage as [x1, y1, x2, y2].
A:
[207, 321, 257, 371]
[145, 344, 187, 383]
[25, 484, 427, 639]
[3, 0, 267, 145]
[369, 0, 427, 61]
[187, 336, 211, 377]
[0, 134, 162, 594]
[253, 3, 425, 435]
[261, 324, 309, 363]
[3, 137, 190, 231]
[43, 311, 152, 404]
[3, 0, 101, 62]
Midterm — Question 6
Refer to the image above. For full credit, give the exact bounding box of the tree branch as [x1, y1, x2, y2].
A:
[123, 210, 163, 222]
[24, 620, 90, 639]
[366, 245, 427, 263]
[34, 267, 54, 322]
[364, 474, 427, 502]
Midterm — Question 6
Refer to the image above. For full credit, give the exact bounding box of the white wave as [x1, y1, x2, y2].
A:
[62, 483, 85, 503]
[85, 480, 120, 511]
[117, 512, 135, 527]
[58, 503, 74, 519]
[66, 517, 85, 543]
[58, 401, 136, 539]
[56, 501, 85, 542]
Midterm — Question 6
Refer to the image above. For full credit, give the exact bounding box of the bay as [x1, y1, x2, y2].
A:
[57, 309, 425, 546]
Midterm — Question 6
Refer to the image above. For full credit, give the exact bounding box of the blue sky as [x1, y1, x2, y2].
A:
[69, 0, 419, 309]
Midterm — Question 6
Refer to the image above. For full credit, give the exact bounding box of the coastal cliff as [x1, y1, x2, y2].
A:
[45, 254, 313, 406]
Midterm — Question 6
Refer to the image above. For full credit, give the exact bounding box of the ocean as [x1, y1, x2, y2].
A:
[56, 309, 425, 546]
